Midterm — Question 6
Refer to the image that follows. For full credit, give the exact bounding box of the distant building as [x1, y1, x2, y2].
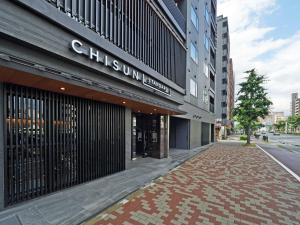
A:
[215, 15, 235, 138]
[273, 112, 286, 124]
[296, 99, 300, 115]
[259, 112, 286, 127]
[291, 93, 300, 116]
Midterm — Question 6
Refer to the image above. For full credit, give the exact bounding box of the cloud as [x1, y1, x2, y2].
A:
[218, 0, 300, 115]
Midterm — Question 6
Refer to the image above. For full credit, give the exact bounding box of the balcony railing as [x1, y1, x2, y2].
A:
[160, 0, 186, 32]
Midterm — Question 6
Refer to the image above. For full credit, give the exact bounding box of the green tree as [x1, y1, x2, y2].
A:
[287, 115, 300, 133]
[274, 120, 286, 132]
[233, 69, 272, 144]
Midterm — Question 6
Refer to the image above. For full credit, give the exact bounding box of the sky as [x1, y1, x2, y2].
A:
[218, 0, 300, 116]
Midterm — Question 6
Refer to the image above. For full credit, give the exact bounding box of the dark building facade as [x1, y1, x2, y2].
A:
[0, 0, 187, 208]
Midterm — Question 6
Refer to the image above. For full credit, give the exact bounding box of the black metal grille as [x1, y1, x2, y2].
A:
[3, 83, 125, 206]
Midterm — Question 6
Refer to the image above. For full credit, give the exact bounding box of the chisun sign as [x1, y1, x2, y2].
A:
[70, 40, 171, 96]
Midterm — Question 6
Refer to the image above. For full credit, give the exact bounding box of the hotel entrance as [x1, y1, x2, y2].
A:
[131, 113, 169, 159]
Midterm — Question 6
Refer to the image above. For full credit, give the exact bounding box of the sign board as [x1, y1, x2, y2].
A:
[70, 40, 171, 96]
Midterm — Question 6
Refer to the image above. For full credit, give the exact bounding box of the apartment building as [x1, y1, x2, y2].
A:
[215, 15, 234, 138]
[171, 0, 217, 148]
[291, 93, 300, 115]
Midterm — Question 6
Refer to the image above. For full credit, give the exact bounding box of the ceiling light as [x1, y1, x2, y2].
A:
[60, 87, 66, 91]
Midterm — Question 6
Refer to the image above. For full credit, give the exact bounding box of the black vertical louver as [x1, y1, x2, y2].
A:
[3, 83, 125, 206]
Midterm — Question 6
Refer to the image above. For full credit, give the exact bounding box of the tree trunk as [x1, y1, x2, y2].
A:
[246, 127, 251, 144]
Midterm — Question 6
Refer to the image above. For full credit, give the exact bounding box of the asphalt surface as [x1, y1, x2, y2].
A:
[258, 133, 300, 177]
[268, 133, 300, 146]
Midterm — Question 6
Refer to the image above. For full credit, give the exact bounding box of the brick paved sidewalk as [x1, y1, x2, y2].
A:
[85, 143, 300, 225]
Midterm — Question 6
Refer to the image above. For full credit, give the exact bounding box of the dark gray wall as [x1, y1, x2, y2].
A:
[0, 83, 4, 210]
[170, 117, 189, 149]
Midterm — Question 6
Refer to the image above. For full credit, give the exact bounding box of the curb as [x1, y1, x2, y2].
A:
[256, 144, 300, 182]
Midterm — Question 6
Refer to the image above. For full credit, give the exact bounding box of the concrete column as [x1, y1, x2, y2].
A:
[0, 83, 4, 209]
[125, 107, 132, 169]
[208, 123, 212, 144]
[164, 115, 170, 158]
[151, 115, 169, 159]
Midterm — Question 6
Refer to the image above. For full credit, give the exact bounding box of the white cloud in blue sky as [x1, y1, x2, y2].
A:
[218, 0, 300, 115]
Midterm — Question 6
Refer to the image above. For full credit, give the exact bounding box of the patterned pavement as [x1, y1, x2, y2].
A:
[85, 143, 300, 225]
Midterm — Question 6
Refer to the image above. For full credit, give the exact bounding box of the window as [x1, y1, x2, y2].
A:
[205, 6, 210, 24]
[222, 102, 227, 107]
[204, 34, 209, 51]
[190, 79, 198, 97]
[222, 56, 227, 62]
[222, 44, 227, 50]
[222, 113, 227, 119]
[223, 21, 228, 27]
[222, 67, 227, 73]
[203, 89, 208, 104]
[223, 32, 228, 38]
[203, 62, 209, 77]
[222, 89, 227, 96]
[191, 6, 199, 31]
[190, 43, 199, 64]
[222, 78, 227, 84]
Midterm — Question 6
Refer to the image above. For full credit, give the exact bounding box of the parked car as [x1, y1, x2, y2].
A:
[254, 133, 261, 139]
[273, 132, 280, 136]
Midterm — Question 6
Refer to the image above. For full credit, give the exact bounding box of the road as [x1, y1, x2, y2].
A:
[258, 133, 300, 177]
[268, 133, 300, 146]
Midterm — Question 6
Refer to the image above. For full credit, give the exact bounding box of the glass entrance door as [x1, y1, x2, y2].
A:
[132, 113, 160, 159]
